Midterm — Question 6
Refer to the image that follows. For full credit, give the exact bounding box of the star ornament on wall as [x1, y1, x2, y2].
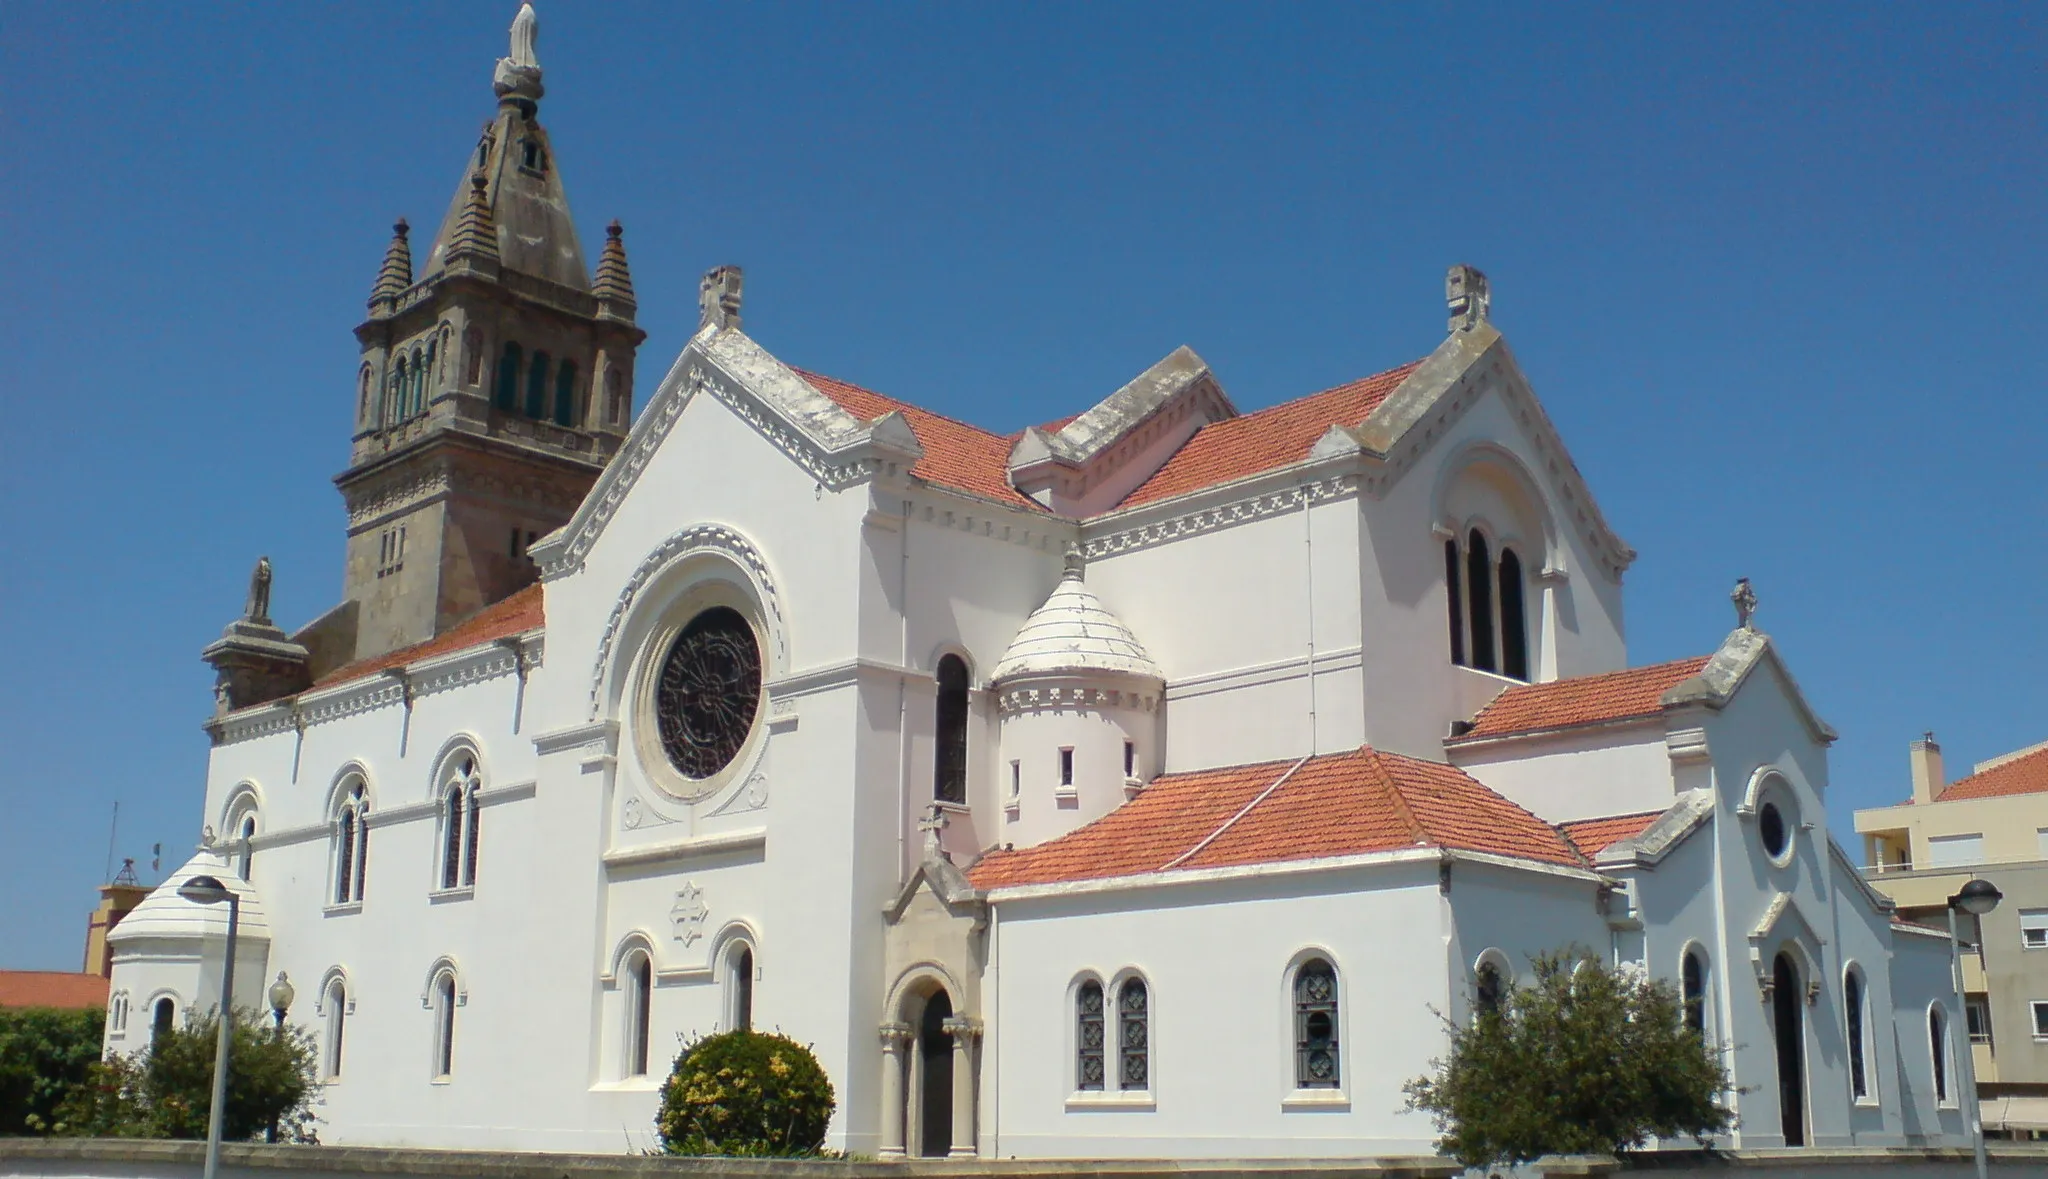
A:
[670, 883, 709, 945]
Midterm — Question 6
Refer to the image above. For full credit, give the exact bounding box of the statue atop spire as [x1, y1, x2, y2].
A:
[493, 3, 544, 105]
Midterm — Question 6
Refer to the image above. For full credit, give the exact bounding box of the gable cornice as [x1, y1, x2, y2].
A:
[1661, 627, 1838, 744]
[532, 326, 924, 580]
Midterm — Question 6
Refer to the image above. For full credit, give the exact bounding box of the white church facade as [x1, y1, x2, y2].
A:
[109, 5, 1973, 1160]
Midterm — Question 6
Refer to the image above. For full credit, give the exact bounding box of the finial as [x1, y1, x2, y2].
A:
[607, 219, 622, 239]
[244, 556, 274, 626]
[698, 265, 743, 332]
[493, 3, 545, 105]
[367, 218, 414, 309]
[1730, 577, 1758, 631]
[1446, 264, 1490, 333]
[918, 803, 950, 860]
[593, 220, 637, 311]
[444, 173, 501, 267]
[1062, 544, 1086, 581]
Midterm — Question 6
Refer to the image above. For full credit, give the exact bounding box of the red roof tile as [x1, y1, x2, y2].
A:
[1558, 810, 1665, 859]
[1117, 362, 1423, 508]
[968, 746, 1582, 890]
[0, 970, 109, 1010]
[1458, 656, 1710, 739]
[1935, 744, 2048, 803]
[315, 583, 545, 689]
[796, 370, 1046, 512]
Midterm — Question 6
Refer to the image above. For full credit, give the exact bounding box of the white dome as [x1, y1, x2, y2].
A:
[992, 557, 1163, 684]
[108, 849, 270, 946]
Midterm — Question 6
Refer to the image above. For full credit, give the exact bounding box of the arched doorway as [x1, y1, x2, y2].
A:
[1772, 952, 1805, 1147]
[918, 991, 954, 1157]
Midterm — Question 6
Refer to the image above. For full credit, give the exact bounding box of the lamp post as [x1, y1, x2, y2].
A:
[1947, 877, 2002, 1179]
[265, 972, 294, 1142]
[177, 875, 239, 1179]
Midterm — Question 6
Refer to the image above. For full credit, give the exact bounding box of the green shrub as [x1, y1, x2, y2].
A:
[656, 1029, 835, 1156]
[0, 1006, 105, 1135]
[1405, 948, 1734, 1169]
[53, 1007, 319, 1142]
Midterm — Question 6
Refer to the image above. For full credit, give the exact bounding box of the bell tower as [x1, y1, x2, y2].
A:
[334, 2, 644, 663]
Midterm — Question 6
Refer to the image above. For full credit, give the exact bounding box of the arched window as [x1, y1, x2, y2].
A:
[525, 350, 550, 419]
[933, 654, 969, 805]
[728, 944, 754, 1032]
[1117, 977, 1149, 1091]
[553, 359, 578, 427]
[152, 996, 176, 1044]
[1845, 968, 1868, 1101]
[1444, 538, 1466, 667]
[385, 358, 406, 428]
[423, 339, 438, 408]
[333, 781, 369, 905]
[1293, 958, 1340, 1089]
[1075, 979, 1105, 1091]
[495, 342, 521, 411]
[358, 365, 373, 420]
[236, 814, 257, 881]
[1476, 961, 1505, 1016]
[1682, 949, 1707, 1036]
[409, 348, 426, 417]
[463, 327, 484, 387]
[1498, 546, 1528, 680]
[1465, 531, 1496, 673]
[431, 970, 457, 1080]
[323, 977, 347, 1081]
[1930, 1007, 1950, 1104]
[439, 755, 481, 890]
[606, 367, 626, 425]
[624, 951, 652, 1077]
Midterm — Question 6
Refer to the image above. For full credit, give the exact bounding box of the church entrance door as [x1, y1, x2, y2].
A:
[1772, 952, 1806, 1147]
[918, 991, 954, 1158]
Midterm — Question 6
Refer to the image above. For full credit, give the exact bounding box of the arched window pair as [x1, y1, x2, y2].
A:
[934, 654, 969, 805]
[108, 991, 130, 1034]
[438, 755, 482, 891]
[1075, 975, 1148, 1092]
[1444, 529, 1530, 681]
[333, 780, 370, 905]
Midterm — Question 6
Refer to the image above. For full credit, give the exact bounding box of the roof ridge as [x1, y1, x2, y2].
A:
[1159, 752, 1315, 871]
[792, 367, 1016, 442]
[1234, 360, 1427, 422]
[1364, 748, 1433, 848]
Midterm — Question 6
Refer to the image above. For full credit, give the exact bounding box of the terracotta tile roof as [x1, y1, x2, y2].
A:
[795, 370, 1046, 512]
[1458, 656, 1711, 740]
[1117, 361, 1423, 508]
[968, 746, 1582, 890]
[1558, 810, 1665, 859]
[1935, 744, 2048, 803]
[314, 583, 544, 689]
[0, 970, 109, 1010]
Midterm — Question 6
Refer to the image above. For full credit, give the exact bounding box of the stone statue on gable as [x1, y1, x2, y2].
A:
[245, 556, 273, 625]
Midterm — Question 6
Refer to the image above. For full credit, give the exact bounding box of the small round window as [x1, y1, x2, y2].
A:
[1758, 800, 1790, 860]
[653, 607, 762, 780]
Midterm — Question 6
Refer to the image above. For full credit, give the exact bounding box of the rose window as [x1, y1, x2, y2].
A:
[654, 607, 762, 779]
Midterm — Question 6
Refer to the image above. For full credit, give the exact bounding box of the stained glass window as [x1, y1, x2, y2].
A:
[1294, 958, 1339, 1089]
[1118, 979, 1148, 1090]
[1076, 980, 1104, 1091]
[656, 608, 762, 779]
[934, 655, 968, 804]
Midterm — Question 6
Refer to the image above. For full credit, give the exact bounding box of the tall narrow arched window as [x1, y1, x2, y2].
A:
[237, 815, 257, 881]
[1476, 962, 1505, 1016]
[1117, 978, 1149, 1091]
[495, 342, 521, 411]
[1682, 949, 1707, 1036]
[334, 781, 368, 905]
[624, 951, 652, 1077]
[152, 997, 175, 1044]
[1075, 979, 1105, 1091]
[323, 978, 347, 1081]
[409, 348, 426, 417]
[553, 359, 578, 427]
[358, 365, 373, 421]
[731, 946, 754, 1031]
[1444, 538, 1466, 667]
[1465, 531, 1496, 673]
[1845, 968, 1868, 1100]
[463, 327, 484, 387]
[606, 367, 626, 425]
[385, 358, 405, 428]
[1294, 958, 1340, 1089]
[1498, 546, 1529, 681]
[431, 970, 457, 1080]
[933, 655, 969, 805]
[1930, 1007, 1950, 1104]
[439, 756, 481, 890]
[525, 351, 550, 418]
[423, 339, 438, 407]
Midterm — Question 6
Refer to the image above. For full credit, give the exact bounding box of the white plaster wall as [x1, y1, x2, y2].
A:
[989, 862, 1453, 1158]
[997, 694, 1158, 850]
[1444, 860, 1608, 1016]
[1451, 726, 1675, 824]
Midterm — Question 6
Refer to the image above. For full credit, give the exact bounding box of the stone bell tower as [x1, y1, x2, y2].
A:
[332, 1, 645, 663]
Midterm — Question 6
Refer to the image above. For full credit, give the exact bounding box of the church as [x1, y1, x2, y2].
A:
[106, 5, 1973, 1160]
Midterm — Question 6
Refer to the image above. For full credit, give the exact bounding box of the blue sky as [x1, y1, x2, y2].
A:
[2, 3, 2042, 969]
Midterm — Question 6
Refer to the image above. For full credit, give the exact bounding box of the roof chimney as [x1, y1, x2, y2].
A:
[1910, 731, 1944, 805]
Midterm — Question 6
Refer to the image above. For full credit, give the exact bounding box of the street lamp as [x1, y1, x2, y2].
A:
[1947, 877, 2003, 1179]
[265, 972, 294, 1143]
[176, 875, 239, 1179]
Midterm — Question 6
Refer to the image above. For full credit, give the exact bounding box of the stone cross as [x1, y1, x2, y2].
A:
[699, 266, 743, 332]
[245, 556, 273, 625]
[918, 803, 949, 858]
[1731, 577, 1758, 631]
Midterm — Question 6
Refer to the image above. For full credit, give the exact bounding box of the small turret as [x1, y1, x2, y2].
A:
[442, 174, 500, 272]
[592, 221, 637, 316]
[367, 219, 412, 313]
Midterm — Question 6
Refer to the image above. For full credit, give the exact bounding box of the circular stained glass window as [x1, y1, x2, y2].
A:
[654, 607, 762, 780]
[1759, 800, 1789, 860]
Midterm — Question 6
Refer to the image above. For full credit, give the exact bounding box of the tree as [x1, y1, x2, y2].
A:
[1404, 948, 1733, 1170]
[53, 1008, 319, 1142]
[656, 1029, 835, 1156]
[0, 1007, 105, 1135]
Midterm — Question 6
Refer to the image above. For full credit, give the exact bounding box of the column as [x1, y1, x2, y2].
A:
[942, 1015, 982, 1159]
[877, 1023, 911, 1159]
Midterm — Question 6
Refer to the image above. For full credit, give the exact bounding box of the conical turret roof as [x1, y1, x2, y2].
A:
[367, 219, 412, 307]
[992, 553, 1163, 684]
[442, 173, 501, 267]
[592, 220, 636, 309]
[107, 849, 270, 947]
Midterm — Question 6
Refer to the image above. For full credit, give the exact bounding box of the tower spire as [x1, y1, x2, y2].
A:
[443, 174, 500, 269]
[592, 221, 637, 313]
[367, 219, 412, 311]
